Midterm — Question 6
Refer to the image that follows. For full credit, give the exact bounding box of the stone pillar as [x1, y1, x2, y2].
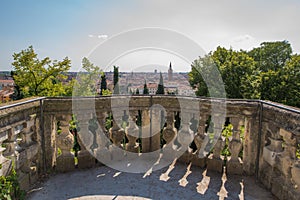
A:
[242, 117, 256, 175]
[18, 115, 39, 190]
[125, 110, 139, 153]
[96, 111, 109, 147]
[94, 111, 111, 165]
[207, 116, 225, 173]
[193, 114, 208, 167]
[43, 114, 57, 172]
[141, 109, 151, 152]
[177, 112, 194, 146]
[227, 117, 244, 175]
[109, 112, 125, 161]
[260, 123, 283, 190]
[0, 130, 11, 176]
[161, 110, 177, 162]
[150, 107, 164, 151]
[55, 114, 74, 172]
[162, 111, 176, 145]
[77, 113, 95, 169]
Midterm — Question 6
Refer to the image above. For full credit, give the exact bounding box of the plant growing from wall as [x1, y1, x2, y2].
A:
[0, 168, 25, 200]
[296, 144, 300, 159]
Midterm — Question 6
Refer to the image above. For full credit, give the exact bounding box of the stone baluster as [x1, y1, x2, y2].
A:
[96, 111, 109, 147]
[18, 115, 38, 191]
[141, 109, 151, 152]
[55, 114, 74, 172]
[177, 112, 194, 150]
[109, 112, 125, 161]
[161, 110, 178, 162]
[77, 113, 95, 169]
[94, 111, 111, 164]
[125, 110, 139, 153]
[150, 106, 164, 151]
[193, 114, 208, 167]
[0, 130, 11, 176]
[195, 114, 208, 156]
[263, 125, 283, 167]
[109, 112, 125, 148]
[278, 129, 296, 183]
[162, 111, 177, 145]
[207, 115, 225, 173]
[227, 117, 244, 174]
[4, 125, 24, 162]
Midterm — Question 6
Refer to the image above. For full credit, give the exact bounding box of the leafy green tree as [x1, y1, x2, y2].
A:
[212, 47, 256, 98]
[113, 66, 120, 94]
[143, 81, 149, 94]
[247, 41, 293, 102]
[12, 46, 71, 97]
[156, 72, 164, 94]
[189, 48, 255, 98]
[280, 54, 300, 107]
[248, 40, 292, 72]
[73, 57, 102, 96]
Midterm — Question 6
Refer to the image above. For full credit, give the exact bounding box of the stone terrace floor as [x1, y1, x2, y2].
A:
[27, 162, 277, 200]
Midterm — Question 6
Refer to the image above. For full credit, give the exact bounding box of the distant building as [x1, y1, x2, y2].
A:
[0, 79, 14, 87]
[168, 62, 173, 82]
[0, 87, 14, 103]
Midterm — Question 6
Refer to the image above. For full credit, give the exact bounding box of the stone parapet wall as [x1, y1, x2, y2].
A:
[0, 96, 299, 200]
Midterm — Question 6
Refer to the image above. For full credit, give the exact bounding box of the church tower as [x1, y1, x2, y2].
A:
[168, 62, 173, 81]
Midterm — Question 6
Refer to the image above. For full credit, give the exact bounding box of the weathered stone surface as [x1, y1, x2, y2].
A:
[1, 96, 300, 198]
[77, 152, 95, 169]
[55, 154, 75, 173]
[18, 172, 30, 191]
[207, 157, 223, 173]
[227, 158, 243, 175]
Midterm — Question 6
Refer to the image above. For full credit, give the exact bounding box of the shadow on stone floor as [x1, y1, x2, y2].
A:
[27, 161, 276, 200]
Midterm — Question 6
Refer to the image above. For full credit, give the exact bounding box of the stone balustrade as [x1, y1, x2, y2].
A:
[0, 96, 299, 200]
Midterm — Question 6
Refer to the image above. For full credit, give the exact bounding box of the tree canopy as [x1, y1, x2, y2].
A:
[12, 46, 72, 97]
[189, 41, 300, 107]
[73, 57, 102, 96]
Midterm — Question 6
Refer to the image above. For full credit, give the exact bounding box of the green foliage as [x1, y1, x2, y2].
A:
[143, 81, 149, 94]
[189, 41, 300, 108]
[113, 66, 120, 94]
[100, 74, 108, 95]
[101, 89, 112, 96]
[73, 58, 102, 96]
[105, 113, 113, 130]
[296, 144, 300, 159]
[12, 46, 72, 97]
[0, 168, 25, 200]
[221, 124, 233, 159]
[156, 72, 164, 94]
[69, 115, 81, 155]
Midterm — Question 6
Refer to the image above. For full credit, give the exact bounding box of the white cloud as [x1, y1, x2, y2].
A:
[97, 35, 108, 39]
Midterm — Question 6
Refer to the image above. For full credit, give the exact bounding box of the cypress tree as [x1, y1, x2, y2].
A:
[143, 80, 149, 94]
[156, 72, 164, 94]
[100, 73, 107, 95]
[113, 66, 119, 94]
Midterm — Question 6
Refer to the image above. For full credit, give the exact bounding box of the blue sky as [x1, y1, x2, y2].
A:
[1, 0, 300, 72]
